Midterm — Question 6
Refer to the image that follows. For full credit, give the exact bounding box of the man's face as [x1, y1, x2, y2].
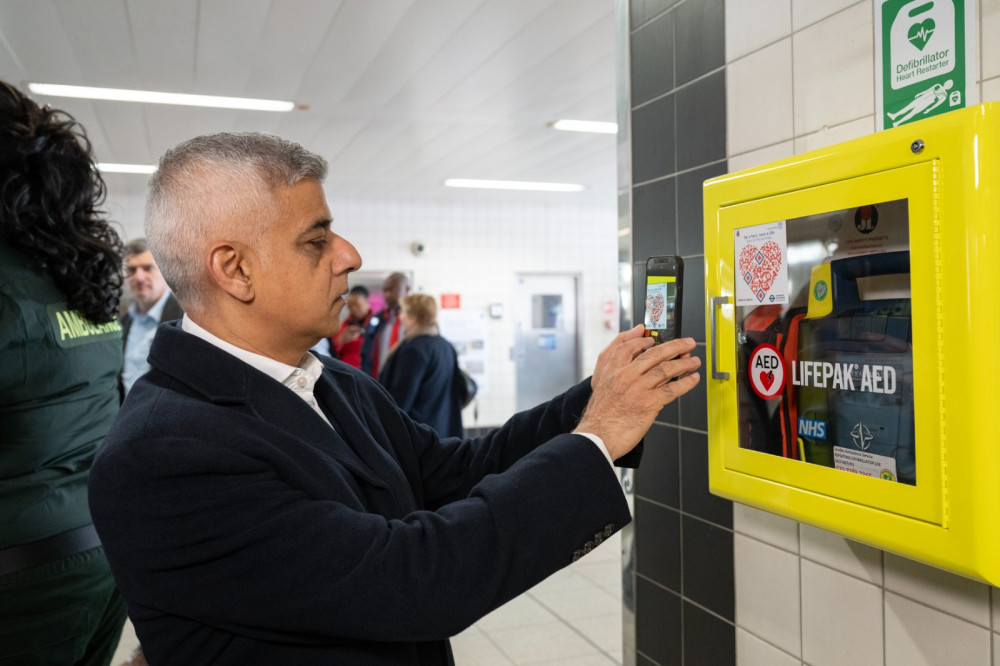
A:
[382, 276, 408, 311]
[253, 179, 361, 352]
[126, 250, 168, 314]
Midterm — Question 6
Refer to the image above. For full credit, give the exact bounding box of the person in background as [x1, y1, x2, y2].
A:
[360, 271, 408, 377]
[87, 130, 701, 665]
[120, 237, 183, 396]
[379, 293, 464, 438]
[0, 79, 127, 665]
[332, 284, 372, 368]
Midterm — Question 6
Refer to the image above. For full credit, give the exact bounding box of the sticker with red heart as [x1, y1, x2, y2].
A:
[738, 241, 783, 303]
[748, 343, 785, 400]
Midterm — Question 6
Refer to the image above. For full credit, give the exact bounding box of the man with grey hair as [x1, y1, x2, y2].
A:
[89, 132, 701, 666]
[120, 237, 183, 396]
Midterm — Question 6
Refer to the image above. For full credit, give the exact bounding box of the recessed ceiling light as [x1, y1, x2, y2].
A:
[97, 163, 157, 174]
[550, 119, 618, 134]
[444, 178, 584, 192]
[28, 83, 295, 112]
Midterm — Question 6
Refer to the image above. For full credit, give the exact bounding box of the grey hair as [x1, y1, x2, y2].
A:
[144, 132, 328, 310]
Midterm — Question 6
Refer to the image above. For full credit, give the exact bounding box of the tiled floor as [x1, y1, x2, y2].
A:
[111, 533, 623, 665]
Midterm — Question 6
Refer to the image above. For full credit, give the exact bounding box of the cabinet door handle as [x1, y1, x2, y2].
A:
[710, 296, 730, 380]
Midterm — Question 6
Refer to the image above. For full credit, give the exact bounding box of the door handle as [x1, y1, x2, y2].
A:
[710, 296, 730, 380]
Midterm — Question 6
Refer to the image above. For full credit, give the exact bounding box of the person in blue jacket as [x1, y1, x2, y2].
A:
[0, 79, 127, 665]
[379, 292, 464, 438]
[88, 131, 701, 665]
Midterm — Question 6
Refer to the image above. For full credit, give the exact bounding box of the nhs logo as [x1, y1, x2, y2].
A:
[798, 418, 827, 440]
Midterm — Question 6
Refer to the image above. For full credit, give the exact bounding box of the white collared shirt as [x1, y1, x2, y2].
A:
[181, 315, 333, 429]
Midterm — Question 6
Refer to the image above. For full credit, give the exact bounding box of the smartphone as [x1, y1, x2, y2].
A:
[643, 255, 683, 345]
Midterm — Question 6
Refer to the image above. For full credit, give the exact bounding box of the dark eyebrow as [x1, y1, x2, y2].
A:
[297, 218, 331, 240]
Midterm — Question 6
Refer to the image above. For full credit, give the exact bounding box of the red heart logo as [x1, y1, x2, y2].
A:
[759, 370, 774, 390]
[738, 241, 783, 302]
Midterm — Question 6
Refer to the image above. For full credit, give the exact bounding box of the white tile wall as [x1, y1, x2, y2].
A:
[983, 0, 1000, 81]
[883, 553, 991, 627]
[792, 115, 875, 153]
[790, 0, 863, 32]
[727, 38, 794, 155]
[734, 534, 802, 657]
[733, 503, 799, 553]
[728, 3, 1000, 666]
[737, 628, 801, 666]
[885, 592, 992, 666]
[725, 0, 792, 62]
[791, 2, 874, 134]
[800, 560, 883, 666]
[799, 524, 882, 585]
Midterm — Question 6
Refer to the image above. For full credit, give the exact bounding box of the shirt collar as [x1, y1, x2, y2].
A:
[180, 314, 321, 390]
[129, 289, 172, 321]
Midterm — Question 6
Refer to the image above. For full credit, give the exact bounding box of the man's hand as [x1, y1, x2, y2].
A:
[577, 332, 701, 460]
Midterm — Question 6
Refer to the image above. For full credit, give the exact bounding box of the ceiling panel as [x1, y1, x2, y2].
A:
[0, 0, 619, 207]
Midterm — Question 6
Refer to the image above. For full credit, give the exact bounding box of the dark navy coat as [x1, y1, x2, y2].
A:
[379, 334, 464, 438]
[89, 322, 636, 665]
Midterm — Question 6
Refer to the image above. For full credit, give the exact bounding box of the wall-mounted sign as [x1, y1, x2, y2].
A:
[875, 0, 977, 130]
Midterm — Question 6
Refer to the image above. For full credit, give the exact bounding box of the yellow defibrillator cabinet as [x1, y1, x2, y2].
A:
[704, 103, 1000, 584]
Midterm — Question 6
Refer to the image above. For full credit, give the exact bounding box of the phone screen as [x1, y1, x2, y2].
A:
[644, 256, 683, 345]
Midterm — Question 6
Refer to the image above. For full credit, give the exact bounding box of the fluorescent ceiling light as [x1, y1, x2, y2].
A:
[444, 178, 583, 192]
[97, 163, 157, 174]
[28, 83, 294, 112]
[550, 119, 617, 134]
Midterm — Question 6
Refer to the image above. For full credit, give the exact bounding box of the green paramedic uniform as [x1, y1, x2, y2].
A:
[0, 240, 127, 665]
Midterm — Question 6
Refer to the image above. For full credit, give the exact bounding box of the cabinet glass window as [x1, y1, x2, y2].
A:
[733, 199, 915, 485]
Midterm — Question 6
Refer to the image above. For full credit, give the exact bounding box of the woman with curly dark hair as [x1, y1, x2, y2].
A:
[0, 79, 128, 665]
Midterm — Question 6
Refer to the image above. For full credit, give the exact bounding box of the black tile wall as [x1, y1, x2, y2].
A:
[635, 423, 681, 508]
[681, 255, 706, 343]
[677, 161, 727, 256]
[635, 499, 681, 591]
[674, 0, 725, 86]
[627, 1, 733, 664]
[681, 515, 734, 621]
[633, 176, 677, 257]
[631, 12, 675, 106]
[632, 94, 676, 185]
[683, 602, 736, 666]
[680, 430, 731, 526]
[675, 71, 726, 172]
[677, 347, 707, 432]
[636, 578, 682, 666]
[631, 0, 684, 29]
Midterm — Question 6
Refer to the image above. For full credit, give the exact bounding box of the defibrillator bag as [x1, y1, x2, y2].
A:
[795, 251, 915, 485]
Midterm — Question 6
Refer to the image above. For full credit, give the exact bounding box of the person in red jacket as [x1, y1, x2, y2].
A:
[331, 285, 372, 368]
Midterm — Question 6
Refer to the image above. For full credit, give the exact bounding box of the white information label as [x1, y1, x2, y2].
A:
[833, 446, 899, 483]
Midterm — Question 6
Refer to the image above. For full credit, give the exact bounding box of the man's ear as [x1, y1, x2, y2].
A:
[207, 242, 254, 303]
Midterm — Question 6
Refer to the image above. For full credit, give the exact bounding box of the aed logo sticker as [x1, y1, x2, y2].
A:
[749, 343, 785, 400]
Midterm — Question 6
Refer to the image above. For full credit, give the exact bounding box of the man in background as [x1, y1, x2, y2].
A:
[361, 271, 408, 377]
[120, 238, 183, 396]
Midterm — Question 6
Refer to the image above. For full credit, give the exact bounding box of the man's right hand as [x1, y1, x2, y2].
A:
[575, 334, 701, 460]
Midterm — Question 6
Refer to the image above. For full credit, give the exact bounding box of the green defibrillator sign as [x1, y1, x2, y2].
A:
[875, 0, 976, 130]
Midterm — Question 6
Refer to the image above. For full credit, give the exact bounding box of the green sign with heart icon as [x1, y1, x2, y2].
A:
[875, 0, 975, 130]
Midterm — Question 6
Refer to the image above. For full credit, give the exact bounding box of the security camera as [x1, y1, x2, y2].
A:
[411, 242, 426, 256]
